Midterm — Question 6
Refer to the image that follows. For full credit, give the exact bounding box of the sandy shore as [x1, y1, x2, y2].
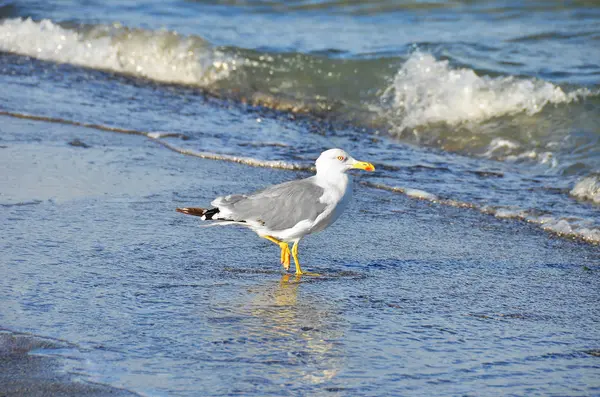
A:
[0, 330, 137, 397]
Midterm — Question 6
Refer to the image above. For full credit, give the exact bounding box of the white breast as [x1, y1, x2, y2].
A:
[310, 174, 352, 234]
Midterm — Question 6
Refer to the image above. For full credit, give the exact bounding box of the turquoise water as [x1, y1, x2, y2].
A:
[1, 1, 599, 395]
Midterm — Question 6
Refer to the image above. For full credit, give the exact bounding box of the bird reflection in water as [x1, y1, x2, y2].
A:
[245, 274, 343, 385]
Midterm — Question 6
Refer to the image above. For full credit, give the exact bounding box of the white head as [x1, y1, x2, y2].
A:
[315, 148, 375, 176]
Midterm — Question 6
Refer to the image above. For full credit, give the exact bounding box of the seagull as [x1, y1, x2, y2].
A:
[176, 148, 375, 275]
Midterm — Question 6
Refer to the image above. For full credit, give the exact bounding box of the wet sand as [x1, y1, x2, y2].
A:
[1, 115, 599, 396]
[0, 331, 137, 396]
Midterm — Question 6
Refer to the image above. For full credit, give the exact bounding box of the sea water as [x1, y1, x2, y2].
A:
[1, 1, 599, 395]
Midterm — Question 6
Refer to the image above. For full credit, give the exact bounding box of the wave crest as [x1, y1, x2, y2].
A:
[382, 52, 593, 130]
[0, 18, 233, 86]
[570, 176, 600, 204]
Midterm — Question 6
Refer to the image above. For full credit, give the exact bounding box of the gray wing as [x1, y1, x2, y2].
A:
[215, 178, 327, 231]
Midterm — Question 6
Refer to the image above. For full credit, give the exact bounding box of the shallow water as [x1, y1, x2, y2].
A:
[1, 1, 600, 395]
[2, 116, 600, 396]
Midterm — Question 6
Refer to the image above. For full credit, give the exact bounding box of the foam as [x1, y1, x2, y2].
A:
[362, 181, 599, 244]
[151, 139, 312, 171]
[361, 182, 438, 201]
[147, 132, 164, 139]
[482, 138, 520, 158]
[0, 18, 232, 86]
[478, 205, 598, 243]
[404, 188, 438, 201]
[537, 216, 600, 242]
[570, 176, 600, 204]
[493, 207, 528, 219]
[382, 52, 593, 130]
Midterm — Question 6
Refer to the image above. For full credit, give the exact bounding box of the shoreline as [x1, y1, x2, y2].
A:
[1, 111, 597, 246]
[0, 329, 138, 397]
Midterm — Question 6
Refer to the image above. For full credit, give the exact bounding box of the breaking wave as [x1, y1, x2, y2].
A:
[1, 18, 598, 202]
[570, 176, 600, 204]
[0, 18, 233, 86]
[382, 52, 594, 131]
[1, 18, 596, 135]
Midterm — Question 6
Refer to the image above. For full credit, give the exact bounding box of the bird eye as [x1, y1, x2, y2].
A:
[337, 155, 345, 161]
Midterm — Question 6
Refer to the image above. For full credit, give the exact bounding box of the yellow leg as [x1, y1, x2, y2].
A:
[281, 245, 291, 270]
[291, 240, 320, 276]
[262, 235, 290, 271]
[291, 240, 302, 275]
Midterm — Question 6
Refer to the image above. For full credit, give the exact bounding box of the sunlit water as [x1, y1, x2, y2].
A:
[1, 1, 599, 395]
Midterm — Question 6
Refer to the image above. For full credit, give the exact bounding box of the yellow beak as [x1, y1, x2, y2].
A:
[352, 161, 375, 172]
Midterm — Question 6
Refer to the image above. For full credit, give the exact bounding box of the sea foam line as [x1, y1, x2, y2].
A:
[362, 181, 600, 244]
[1, 111, 596, 244]
[0, 111, 148, 136]
[151, 139, 312, 171]
[0, 111, 311, 171]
